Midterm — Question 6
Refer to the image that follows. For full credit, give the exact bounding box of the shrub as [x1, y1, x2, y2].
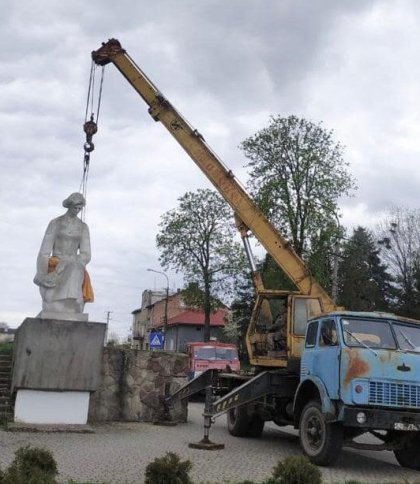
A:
[2, 445, 58, 484]
[271, 455, 322, 484]
[144, 452, 192, 484]
[0, 341, 13, 354]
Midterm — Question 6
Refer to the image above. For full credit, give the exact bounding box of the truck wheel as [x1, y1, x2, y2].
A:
[299, 400, 343, 466]
[394, 434, 420, 469]
[227, 405, 265, 438]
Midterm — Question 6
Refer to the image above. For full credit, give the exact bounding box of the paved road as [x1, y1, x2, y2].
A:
[0, 402, 419, 483]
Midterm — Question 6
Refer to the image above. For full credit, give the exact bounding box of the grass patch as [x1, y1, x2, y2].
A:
[0, 341, 13, 354]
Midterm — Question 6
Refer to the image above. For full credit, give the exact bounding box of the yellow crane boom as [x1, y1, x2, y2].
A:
[92, 39, 335, 312]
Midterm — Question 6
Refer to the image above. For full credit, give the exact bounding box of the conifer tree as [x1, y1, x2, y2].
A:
[338, 227, 393, 311]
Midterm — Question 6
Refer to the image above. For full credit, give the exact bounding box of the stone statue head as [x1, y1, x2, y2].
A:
[62, 193, 86, 209]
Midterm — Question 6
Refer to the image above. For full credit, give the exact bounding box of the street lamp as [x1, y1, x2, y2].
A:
[331, 213, 344, 306]
[147, 268, 169, 349]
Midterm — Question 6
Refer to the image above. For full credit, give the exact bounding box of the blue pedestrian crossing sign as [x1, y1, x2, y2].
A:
[149, 331, 164, 349]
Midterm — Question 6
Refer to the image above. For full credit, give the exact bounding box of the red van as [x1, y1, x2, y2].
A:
[186, 341, 240, 379]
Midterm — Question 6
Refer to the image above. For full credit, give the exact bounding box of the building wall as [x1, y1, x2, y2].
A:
[132, 309, 151, 350]
[142, 290, 167, 308]
[132, 290, 168, 350]
[165, 325, 225, 352]
[151, 292, 185, 328]
[132, 289, 229, 352]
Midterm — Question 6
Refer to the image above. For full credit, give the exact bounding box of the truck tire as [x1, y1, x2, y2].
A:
[227, 405, 265, 438]
[299, 400, 343, 466]
[394, 434, 420, 469]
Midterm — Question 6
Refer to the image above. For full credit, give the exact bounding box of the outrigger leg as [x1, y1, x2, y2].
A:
[163, 370, 225, 450]
[189, 385, 224, 450]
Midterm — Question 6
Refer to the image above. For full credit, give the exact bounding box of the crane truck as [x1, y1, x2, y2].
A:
[92, 39, 420, 468]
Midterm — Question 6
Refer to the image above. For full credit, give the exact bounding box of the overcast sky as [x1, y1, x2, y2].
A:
[2, 0, 420, 337]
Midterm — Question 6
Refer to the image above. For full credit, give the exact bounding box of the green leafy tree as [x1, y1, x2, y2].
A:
[377, 207, 420, 318]
[307, 222, 346, 299]
[228, 268, 255, 361]
[240, 115, 355, 264]
[338, 227, 393, 311]
[259, 254, 297, 292]
[156, 189, 245, 341]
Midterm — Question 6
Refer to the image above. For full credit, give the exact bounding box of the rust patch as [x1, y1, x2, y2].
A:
[344, 349, 369, 386]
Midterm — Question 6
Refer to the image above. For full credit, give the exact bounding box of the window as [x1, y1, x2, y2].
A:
[319, 320, 338, 346]
[305, 322, 318, 347]
[394, 323, 420, 352]
[194, 346, 239, 361]
[341, 318, 396, 349]
[195, 347, 216, 360]
[216, 347, 238, 360]
[293, 298, 322, 336]
[254, 297, 287, 332]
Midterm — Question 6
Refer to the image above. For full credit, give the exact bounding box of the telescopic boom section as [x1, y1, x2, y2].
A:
[92, 39, 336, 311]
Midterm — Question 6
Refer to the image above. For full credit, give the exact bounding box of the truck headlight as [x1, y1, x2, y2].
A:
[356, 412, 367, 424]
[352, 380, 369, 404]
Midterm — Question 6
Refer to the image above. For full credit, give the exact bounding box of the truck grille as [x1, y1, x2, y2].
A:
[369, 381, 420, 408]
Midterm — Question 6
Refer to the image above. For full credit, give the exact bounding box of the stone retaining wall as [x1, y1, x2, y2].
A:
[88, 348, 189, 423]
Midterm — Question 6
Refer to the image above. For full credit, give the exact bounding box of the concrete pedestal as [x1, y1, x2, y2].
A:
[12, 317, 106, 425]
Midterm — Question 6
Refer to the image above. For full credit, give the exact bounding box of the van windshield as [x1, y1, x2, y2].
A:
[194, 347, 238, 360]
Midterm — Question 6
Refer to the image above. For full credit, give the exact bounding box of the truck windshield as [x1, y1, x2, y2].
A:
[393, 323, 420, 352]
[341, 318, 396, 349]
[194, 347, 238, 360]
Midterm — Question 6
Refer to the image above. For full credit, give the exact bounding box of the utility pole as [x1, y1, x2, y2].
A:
[331, 214, 344, 306]
[331, 238, 340, 305]
[106, 311, 112, 325]
[105, 310, 112, 344]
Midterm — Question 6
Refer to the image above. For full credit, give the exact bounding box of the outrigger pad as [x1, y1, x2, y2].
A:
[188, 438, 225, 450]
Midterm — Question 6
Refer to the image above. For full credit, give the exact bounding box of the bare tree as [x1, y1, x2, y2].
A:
[377, 207, 420, 317]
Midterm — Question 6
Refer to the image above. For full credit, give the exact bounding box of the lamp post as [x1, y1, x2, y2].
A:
[331, 213, 343, 305]
[147, 268, 169, 349]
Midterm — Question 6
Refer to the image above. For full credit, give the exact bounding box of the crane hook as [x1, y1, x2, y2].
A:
[83, 114, 98, 153]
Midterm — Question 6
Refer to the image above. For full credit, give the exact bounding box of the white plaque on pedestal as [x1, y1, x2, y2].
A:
[14, 389, 90, 425]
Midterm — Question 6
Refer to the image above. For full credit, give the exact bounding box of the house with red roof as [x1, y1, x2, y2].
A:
[132, 289, 229, 352]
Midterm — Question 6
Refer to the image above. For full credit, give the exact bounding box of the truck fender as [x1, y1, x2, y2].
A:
[293, 376, 336, 426]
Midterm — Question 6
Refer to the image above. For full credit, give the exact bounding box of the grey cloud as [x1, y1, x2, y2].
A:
[1, 0, 419, 336]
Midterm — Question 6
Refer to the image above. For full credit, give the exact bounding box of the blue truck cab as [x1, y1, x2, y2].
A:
[295, 311, 420, 466]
